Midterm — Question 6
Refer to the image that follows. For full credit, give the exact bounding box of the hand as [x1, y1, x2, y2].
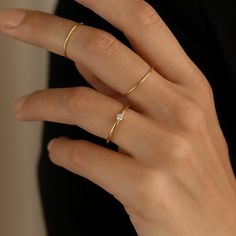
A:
[1, 1, 236, 235]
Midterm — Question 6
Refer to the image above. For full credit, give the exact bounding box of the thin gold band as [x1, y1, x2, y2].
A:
[106, 105, 130, 144]
[121, 67, 154, 97]
[64, 23, 84, 58]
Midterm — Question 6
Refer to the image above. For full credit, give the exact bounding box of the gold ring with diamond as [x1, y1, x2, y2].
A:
[106, 105, 130, 144]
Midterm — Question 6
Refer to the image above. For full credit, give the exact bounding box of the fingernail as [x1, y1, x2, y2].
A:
[47, 138, 58, 152]
[0, 9, 26, 29]
[14, 95, 28, 112]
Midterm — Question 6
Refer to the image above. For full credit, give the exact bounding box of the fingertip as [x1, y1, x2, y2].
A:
[0, 8, 26, 30]
[47, 136, 71, 152]
[47, 138, 58, 152]
[14, 95, 28, 112]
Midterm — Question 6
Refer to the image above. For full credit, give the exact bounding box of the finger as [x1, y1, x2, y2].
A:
[15, 87, 161, 159]
[0, 9, 172, 115]
[75, 61, 129, 105]
[75, 0, 205, 84]
[48, 137, 143, 206]
[75, 61, 119, 97]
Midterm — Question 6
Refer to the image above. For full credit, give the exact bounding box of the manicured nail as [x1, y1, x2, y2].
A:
[14, 95, 28, 112]
[0, 9, 26, 29]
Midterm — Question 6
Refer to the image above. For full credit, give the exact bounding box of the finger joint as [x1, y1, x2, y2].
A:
[64, 87, 96, 115]
[86, 30, 122, 57]
[134, 1, 161, 27]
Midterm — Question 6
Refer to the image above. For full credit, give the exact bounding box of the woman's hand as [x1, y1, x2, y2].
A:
[1, 1, 236, 235]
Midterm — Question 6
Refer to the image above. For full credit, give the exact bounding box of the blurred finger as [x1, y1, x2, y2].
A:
[48, 137, 142, 205]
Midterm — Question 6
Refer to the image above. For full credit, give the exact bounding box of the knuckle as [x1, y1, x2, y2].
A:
[184, 104, 206, 131]
[175, 98, 206, 131]
[87, 30, 122, 57]
[201, 80, 214, 100]
[134, 1, 161, 27]
[169, 136, 199, 173]
[191, 75, 215, 106]
[64, 87, 96, 114]
[169, 135, 192, 160]
[137, 171, 160, 204]
[137, 170, 172, 212]
[193, 74, 214, 101]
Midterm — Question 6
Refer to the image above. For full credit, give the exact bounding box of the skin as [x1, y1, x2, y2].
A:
[0, 0, 236, 235]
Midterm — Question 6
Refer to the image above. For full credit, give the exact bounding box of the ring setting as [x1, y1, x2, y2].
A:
[106, 105, 130, 144]
[116, 112, 125, 121]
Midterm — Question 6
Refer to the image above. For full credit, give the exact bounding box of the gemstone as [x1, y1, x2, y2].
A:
[116, 113, 124, 121]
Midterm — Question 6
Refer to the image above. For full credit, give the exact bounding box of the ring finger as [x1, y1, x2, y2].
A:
[15, 86, 164, 160]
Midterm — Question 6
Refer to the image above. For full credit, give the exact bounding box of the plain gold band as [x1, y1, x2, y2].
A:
[64, 23, 84, 58]
[121, 67, 154, 97]
[106, 105, 130, 144]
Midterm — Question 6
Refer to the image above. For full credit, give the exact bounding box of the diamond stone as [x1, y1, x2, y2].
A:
[116, 113, 124, 121]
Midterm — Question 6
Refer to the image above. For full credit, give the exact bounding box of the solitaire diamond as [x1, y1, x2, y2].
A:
[116, 113, 124, 121]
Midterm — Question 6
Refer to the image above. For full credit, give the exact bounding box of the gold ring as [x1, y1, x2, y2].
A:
[64, 23, 84, 58]
[106, 105, 130, 144]
[121, 67, 155, 97]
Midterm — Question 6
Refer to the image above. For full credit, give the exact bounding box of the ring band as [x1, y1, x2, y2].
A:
[64, 23, 84, 58]
[106, 105, 130, 144]
[121, 67, 155, 97]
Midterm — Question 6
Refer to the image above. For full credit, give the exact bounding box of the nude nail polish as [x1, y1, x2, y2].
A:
[14, 95, 28, 112]
[0, 8, 26, 29]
